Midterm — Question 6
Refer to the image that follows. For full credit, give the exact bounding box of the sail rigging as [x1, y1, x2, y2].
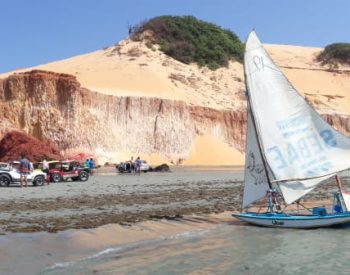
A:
[243, 31, 350, 205]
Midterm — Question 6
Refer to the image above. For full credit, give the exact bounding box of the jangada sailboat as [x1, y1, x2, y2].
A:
[233, 31, 350, 228]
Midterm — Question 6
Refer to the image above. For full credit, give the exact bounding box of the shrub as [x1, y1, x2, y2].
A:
[317, 43, 350, 65]
[130, 16, 244, 70]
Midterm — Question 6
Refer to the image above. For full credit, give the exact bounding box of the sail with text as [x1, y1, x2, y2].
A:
[243, 31, 350, 205]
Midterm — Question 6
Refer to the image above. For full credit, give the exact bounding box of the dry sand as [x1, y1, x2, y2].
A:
[3, 40, 349, 116]
[265, 44, 350, 116]
[183, 135, 244, 165]
[0, 40, 246, 111]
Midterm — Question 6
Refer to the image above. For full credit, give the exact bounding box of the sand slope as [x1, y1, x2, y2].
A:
[184, 135, 244, 165]
[265, 44, 350, 115]
[1, 40, 246, 111]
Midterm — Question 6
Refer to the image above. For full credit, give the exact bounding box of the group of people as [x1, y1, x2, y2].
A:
[19, 157, 50, 187]
[128, 156, 142, 175]
[85, 158, 96, 174]
[17, 156, 97, 187]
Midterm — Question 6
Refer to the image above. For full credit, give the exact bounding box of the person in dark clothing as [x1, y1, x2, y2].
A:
[42, 159, 50, 185]
[135, 157, 141, 176]
[89, 158, 95, 175]
[19, 155, 31, 187]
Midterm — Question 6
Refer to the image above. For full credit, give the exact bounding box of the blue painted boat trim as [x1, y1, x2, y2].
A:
[232, 212, 350, 221]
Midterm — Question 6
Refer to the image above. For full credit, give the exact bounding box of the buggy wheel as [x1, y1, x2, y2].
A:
[33, 175, 45, 186]
[0, 175, 11, 187]
[79, 171, 89, 181]
[51, 173, 61, 183]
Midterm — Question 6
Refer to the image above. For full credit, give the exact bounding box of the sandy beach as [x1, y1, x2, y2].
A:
[0, 166, 244, 233]
[0, 168, 349, 274]
[0, 166, 348, 235]
[0, 212, 238, 274]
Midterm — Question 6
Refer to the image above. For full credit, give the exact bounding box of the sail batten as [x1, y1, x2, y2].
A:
[243, 31, 350, 204]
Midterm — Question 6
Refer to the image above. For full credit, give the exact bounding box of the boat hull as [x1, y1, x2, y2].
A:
[233, 212, 350, 229]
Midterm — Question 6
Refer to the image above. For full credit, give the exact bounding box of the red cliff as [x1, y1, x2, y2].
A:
[0, 70, 246, 163]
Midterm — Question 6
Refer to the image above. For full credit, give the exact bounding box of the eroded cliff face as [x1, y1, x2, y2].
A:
[1, 70, 349, 164]
[0, 70, 246, 163]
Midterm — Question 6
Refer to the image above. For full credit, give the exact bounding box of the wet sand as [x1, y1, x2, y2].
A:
[0, 166, 244, 233]
[0, 212, 236, 274]
[1, 167, 350, 274]
[0, 166, 348, 234]
[2, 209, 350, 274]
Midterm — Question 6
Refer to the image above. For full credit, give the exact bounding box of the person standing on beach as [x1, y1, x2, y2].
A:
[135, 157, 141, 176]
[42, 159, 50, 185]
[89, 158, 95, 175]
[19, 155, 31, 187]
[129, 156, 134, 173]
[85, 159, 90, 170]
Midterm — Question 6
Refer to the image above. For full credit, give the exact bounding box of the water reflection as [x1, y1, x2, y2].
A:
[42, 223, 350, 275]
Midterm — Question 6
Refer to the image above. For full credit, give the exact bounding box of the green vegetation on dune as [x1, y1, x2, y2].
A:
[317, 43, 350, 66]
[130, 16, 244, 70]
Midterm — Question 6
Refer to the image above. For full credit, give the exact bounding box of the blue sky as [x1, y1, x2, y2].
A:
[1, 0, 349, 73]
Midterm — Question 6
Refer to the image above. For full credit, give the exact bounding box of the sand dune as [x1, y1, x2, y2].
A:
[265, 44, 350, 115]
[1, 40, 246, 112]
[184, 135, 244, 166]
[3, 40, 349, 117]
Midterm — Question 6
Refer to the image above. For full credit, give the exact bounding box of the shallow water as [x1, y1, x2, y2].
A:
[14, 221, 345, 275]
[43, 225, 350, 274]
[2, 167, 350, 274]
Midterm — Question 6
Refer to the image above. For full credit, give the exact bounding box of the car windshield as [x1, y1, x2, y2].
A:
[0, 163, 8, 168]
[50, 162, 61, 169]
[11, 162, 20, 169]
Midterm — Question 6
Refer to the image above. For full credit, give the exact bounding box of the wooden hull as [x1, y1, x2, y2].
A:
[233, 212, 350, 229]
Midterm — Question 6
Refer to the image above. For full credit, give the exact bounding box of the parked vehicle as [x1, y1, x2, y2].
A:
[0, 161, 46, 187]
[45, 160, 90, 182]
[0, 162, 9, 169]
[117, 162, 134, 173]
[140, 160, 150, 172]
[117, 160, 149, 173]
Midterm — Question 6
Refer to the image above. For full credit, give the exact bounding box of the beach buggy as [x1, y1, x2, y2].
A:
[41, 160, 90, 182]
[0, 161, 46, 187]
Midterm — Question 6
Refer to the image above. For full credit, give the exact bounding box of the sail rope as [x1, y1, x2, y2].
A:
[295, 201, 313, 213]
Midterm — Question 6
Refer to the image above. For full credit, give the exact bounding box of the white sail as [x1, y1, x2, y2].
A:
[243, 107, 270, 207]
[244, 31, 350, 204]
[341, 193, 350, 212]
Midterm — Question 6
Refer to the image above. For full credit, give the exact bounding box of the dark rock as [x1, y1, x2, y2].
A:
[149, 163, 171, 172]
